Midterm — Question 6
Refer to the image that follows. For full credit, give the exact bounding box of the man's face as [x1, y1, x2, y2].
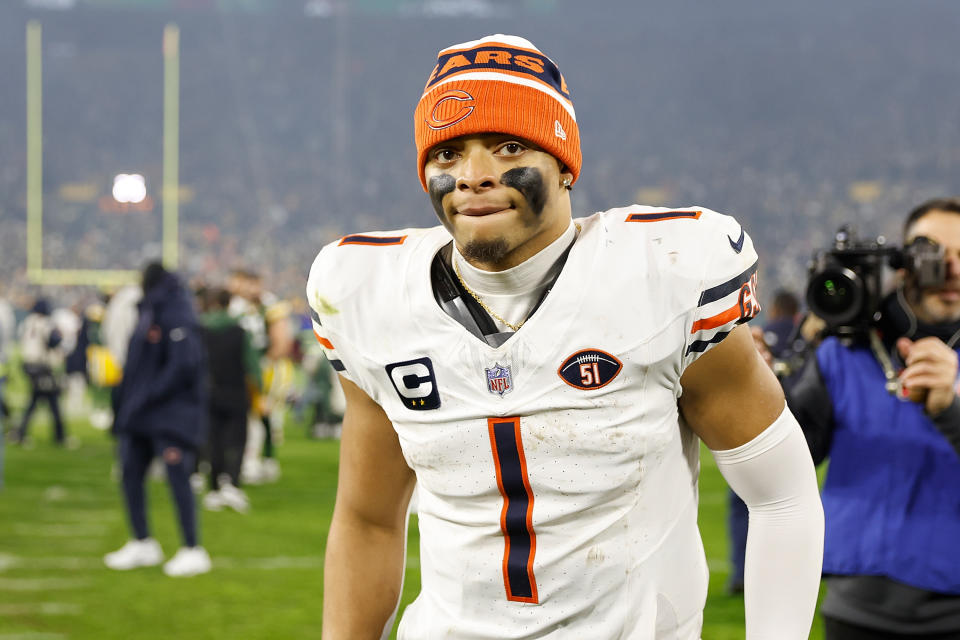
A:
[905, 210, 960, 324]
[227, 274, 243, 297]
[423, 133, 572, 270]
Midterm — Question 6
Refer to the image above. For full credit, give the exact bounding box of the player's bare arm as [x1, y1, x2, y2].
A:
[322, 376, 416, 640]
[679, 323, 785, 449]
[679, 323, 824, 639]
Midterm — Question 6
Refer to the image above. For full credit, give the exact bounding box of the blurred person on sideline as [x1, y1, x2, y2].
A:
[14, 298, 69, 447]
[762, 288, 802, 359]
[0, 288, 16, 435]
[51, 303, 82, 415]
[81, 302, 121, 430]
[199, 286, 260, 513]
[94, 284, 143, 431]
[228, 269, 280, 484]
[308, 34, 823, 639]
[0, 288, 15, 486]
[256, 300, 298, 466]
[64, 301, 96, 417]
[726, 288, 803, 594]
[292, 297, 343, 439]
[786, 198, 960, 638]
[104, 262, 211, 577]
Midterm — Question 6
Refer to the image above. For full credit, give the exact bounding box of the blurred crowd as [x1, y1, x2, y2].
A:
[2, 2, 959, 308]
[0, 267, 344, 514]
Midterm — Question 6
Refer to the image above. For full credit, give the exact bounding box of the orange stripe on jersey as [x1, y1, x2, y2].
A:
[338, 234, 407, 246]
[690, 302, 741, 334]
[313, 331, 334, 350]
[625, 210, 702, 223]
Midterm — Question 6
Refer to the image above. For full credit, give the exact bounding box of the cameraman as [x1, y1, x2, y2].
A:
[789, 198, 960, 639]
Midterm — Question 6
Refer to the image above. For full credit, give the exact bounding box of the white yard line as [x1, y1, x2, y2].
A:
[0, 553, 327, 571]
[36, 510, 116, 523]
[0, 555, 101, 571]
[12, 524, 109, 537]
[213, 556, 325, 570]
[0, 634, 68, 640]
[0, 603, 82, 616]
[0, 577, 91, 591]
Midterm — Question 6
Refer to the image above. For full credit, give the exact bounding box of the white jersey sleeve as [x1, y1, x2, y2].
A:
[610, 205, 760, 373]
[305, 229, 425, 403]
[677, 208, 760, 369]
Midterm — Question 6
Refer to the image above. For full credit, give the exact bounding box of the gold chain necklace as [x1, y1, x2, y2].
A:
[452, 224, 582, 333]
[454, 259, 525, 331]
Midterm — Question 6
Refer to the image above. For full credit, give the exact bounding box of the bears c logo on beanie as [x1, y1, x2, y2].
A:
[427, 90, 476, 130]
[414, 34, 582, 192]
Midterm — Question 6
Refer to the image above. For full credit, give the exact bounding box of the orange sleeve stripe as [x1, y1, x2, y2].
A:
[690, 302, 741, 333]
[313, 331, 334, 350]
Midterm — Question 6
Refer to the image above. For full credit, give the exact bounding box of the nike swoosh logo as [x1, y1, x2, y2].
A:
[728, 228, 745, 253]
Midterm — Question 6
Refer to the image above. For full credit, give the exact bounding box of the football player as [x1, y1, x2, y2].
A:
[309, 34, 824, 639]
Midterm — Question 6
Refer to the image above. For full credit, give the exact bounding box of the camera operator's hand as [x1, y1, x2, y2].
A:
[897, 337, 959, 415]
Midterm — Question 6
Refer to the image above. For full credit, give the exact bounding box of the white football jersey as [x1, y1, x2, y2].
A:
[307, 205, 760, 640]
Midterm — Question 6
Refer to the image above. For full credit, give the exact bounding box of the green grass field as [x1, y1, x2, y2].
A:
[0, 401, 825, 639]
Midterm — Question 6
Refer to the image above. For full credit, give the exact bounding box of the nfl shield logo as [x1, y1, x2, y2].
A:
[486, 363, 513, 397]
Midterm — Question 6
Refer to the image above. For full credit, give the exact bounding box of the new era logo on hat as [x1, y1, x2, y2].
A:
[414, 34, 582, 191]
[554, 120, 567, 140]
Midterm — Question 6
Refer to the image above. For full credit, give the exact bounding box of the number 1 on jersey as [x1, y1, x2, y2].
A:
[488, 417, 539, 604]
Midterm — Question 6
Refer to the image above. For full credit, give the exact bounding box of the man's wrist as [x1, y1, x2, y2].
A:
[929, 393, 960, 420]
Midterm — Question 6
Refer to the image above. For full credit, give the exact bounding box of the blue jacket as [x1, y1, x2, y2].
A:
[816, 336, 960, 594]
[113, 273, 207, 448]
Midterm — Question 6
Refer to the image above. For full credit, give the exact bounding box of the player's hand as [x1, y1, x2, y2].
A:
[897, 336, 958, 415]
[750, 325, 774, 369]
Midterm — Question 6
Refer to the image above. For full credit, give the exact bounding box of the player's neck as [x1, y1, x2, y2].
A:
[454, 221, 577, 296]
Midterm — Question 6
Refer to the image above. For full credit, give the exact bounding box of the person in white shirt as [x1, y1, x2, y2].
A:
[15, 298, 67, 446]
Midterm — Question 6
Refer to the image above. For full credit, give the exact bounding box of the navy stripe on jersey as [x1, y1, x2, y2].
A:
[686, 331, 731, 355]
[309, 308, 322, 326]
[338, 234, 407, 246]
[697, 260, 758, 307]
[625, 210, 701, 223]
[329, 359, 346, 372]
[489, 418, 538, 603]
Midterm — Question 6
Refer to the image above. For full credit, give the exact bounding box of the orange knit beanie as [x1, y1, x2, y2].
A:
[414, 34, 581, 191]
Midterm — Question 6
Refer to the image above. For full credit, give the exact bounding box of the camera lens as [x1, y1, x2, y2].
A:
[806, 267, 864, 325]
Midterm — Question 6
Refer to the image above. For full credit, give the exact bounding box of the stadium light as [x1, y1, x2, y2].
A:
[112, 173, 147, 204]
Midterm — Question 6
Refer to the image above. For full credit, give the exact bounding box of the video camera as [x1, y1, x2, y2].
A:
[806, 225, 945, 338]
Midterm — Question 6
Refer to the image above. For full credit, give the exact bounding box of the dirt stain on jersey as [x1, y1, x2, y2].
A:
[310, 292, 339, 315]
[586, 545, 606, 566]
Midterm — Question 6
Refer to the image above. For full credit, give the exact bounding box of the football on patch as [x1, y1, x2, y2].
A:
[558, 349, 623, 390]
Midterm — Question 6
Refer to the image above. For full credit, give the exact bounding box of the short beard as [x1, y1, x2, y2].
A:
[461, 237, 510, 265]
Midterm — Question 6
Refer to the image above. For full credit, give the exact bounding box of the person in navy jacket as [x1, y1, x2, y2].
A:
[788, 198, 960, 639]
[104, 262, 212, 577]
